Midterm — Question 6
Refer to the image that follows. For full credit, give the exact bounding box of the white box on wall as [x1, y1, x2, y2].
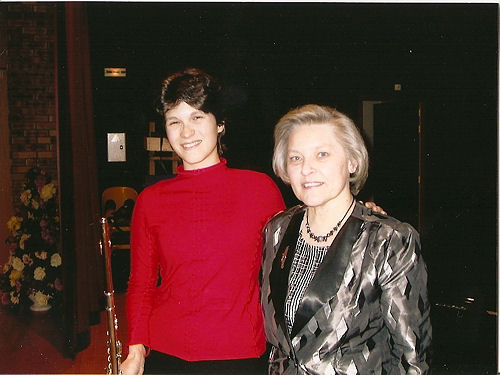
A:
[107, 133, 126, 162]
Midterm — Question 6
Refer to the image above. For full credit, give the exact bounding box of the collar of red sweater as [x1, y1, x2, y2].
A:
[176, 158, 228, 177]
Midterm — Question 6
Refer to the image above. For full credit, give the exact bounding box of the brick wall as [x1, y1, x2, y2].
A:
[6, 2, 58, 206]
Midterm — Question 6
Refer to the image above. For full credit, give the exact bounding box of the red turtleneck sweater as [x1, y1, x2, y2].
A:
[126, 159, 285, 361]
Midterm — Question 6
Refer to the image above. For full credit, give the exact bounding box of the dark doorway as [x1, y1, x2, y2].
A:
[368, 100, 421, 231]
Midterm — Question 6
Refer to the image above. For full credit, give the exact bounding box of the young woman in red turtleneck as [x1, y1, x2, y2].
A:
[120, 68, 285, 375]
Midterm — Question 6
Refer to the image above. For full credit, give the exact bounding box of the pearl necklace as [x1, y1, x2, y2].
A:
[305, 199, 355, 243]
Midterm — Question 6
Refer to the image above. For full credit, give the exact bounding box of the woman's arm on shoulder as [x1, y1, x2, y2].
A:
[359, 200, 387, 215]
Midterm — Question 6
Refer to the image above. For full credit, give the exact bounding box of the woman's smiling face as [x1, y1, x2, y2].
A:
[165, 101, 224, 170]
[286, 123, 356, 208]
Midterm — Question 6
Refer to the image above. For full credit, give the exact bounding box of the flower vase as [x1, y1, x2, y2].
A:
[29, 292, 52, 312]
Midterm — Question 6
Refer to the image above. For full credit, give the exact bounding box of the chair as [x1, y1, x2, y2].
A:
[101, 186, 138, 251]
[102, 186, 138, 216]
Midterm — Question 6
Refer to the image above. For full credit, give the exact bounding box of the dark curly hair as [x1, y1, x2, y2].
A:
[159, 68, 227, 155]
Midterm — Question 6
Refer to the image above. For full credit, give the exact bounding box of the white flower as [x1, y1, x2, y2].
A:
[20, 189, 32, 206]
[40, 183, 56, 202]
[6, 216, 23, 235]
[33, 266, 46, 281]
[9, 270, 22, 286]
[35, 251, 48, 260]
[10, 291, 19, 304]
[31, 199, 39, 210]
[12, 257, 25, 272]
[50, 253, 62, 267]
[19, 234, 31, 250]
[32, 291, 50, 306]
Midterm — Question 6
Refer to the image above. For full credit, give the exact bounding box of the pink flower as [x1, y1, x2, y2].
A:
[22, 254, 33, 266]
[54, 278, 63, 291]
[6, 237, 18, 254]
[35, 174, 47, 191]
[41, 228, 55, 244]
[0, 292, 10, 306]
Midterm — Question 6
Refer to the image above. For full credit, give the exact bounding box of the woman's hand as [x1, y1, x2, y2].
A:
[119, 344, 146, 375]
[361, 201, 387, 215]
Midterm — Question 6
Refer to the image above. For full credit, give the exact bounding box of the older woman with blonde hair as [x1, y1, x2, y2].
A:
[261, 104, 431, 374]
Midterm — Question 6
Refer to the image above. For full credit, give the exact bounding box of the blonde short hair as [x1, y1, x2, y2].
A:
[272, 104, 368, 196]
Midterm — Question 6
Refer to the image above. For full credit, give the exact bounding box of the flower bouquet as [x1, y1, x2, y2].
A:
[0, 167, 62, 310]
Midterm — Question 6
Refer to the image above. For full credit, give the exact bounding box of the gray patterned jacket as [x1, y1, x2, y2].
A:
[261, 203, 431, 375]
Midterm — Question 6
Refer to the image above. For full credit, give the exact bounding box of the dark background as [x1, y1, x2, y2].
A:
[87, 3, 497, 373]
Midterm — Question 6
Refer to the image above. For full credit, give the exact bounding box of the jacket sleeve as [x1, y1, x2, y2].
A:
[378, 222, 432, 374]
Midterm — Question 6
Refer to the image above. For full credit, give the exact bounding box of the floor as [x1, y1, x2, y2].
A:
[0, 292, 128, 375]
[0, 289, 497, 375]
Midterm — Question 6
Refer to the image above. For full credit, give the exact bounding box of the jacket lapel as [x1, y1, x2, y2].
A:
[269, 209, 305, 337]
[291, 214, 363, 338]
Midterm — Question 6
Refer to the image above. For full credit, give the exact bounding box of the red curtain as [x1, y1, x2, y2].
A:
[58, 2, 104, 355]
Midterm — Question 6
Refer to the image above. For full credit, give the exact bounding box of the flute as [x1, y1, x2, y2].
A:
[101, 217, 123, 375]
